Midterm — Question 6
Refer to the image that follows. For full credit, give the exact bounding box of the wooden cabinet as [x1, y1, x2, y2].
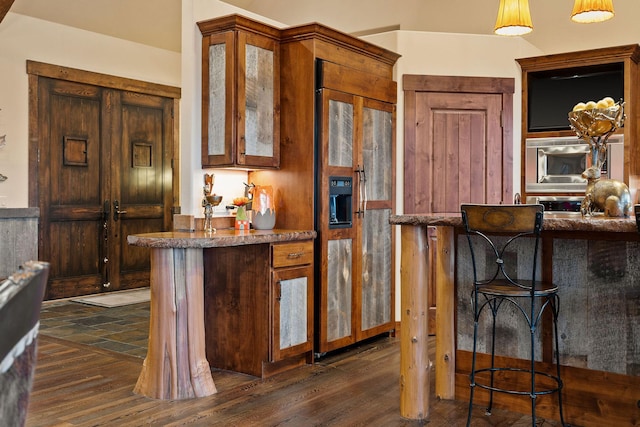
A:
[271, 241, 314, 361]
[315, 64, 396, 353]
[198, 16, 280, 168]
[203, 240, 313, 378]
[250, 27, 400, 355]
[516, 44, 640, 203]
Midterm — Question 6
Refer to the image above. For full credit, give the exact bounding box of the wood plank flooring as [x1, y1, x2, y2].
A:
[26, 300, 561, 426]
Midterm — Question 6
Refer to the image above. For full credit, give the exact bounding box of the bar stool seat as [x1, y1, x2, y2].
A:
[460, 204, 566, 427]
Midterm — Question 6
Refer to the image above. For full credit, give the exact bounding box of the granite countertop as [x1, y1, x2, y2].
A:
[128, 229, 317, 248]
[390, 212, 639, 233]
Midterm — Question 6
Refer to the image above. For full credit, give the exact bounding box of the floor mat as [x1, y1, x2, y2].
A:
[71, 288, 150, 308]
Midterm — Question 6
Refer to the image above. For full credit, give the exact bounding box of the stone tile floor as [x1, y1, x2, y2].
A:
[39, 299, 150, 359]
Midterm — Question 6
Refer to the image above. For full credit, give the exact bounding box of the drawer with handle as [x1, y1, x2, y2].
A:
[272, 241, 314, 268]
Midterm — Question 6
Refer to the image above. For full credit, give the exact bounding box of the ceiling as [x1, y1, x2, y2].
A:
[5, 0, 640, 54]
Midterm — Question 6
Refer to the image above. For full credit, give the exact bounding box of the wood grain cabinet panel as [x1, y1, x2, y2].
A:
[204, 240, 313, 378]
[198, 16, 280, 169]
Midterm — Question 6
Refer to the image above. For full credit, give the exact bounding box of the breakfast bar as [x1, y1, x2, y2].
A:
[127, 229, 316, 400]
[391, 212, 640, 426]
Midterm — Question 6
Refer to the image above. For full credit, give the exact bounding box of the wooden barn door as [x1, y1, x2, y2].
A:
[28, 62, 179, 300]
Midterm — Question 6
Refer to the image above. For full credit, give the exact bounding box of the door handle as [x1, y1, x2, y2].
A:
[113, 200, 127, 221]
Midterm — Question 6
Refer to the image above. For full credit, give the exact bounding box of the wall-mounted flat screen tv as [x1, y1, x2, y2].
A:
[527, 63, 624, 132]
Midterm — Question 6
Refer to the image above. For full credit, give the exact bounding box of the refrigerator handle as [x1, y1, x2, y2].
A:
[355, 165, 367, 217]
[361, 167, 367, 215]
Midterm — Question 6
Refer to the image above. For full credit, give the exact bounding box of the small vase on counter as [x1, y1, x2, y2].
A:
[251, 185, 276, 230]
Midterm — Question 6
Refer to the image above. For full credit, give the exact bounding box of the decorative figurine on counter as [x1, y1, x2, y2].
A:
[568, 98, 631, 217]
[232, 196, 250, 230]
[202, 173, 222, 232]
[580, 166, 632, 217]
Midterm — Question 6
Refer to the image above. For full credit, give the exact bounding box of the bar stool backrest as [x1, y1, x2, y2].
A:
[460, 204, 544, 292]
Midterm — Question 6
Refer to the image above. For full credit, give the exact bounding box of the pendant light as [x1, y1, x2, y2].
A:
[494, 0, 533, 36]
[571, 0, 615, 23]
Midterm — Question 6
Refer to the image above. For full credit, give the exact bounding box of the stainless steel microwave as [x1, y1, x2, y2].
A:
[524, 135, 624, 193]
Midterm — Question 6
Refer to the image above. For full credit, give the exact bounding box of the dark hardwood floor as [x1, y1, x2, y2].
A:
[27, 301, 561, 426]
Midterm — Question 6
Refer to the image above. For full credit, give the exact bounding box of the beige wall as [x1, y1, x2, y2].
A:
[0, 13, 180, 208]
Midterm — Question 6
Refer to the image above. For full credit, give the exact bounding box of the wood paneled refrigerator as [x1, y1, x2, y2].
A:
[249, 27, 399, 356]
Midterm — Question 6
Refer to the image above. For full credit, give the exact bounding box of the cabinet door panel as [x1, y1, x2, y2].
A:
[244, 43, 274, 158]
[203, 31, 235, 165]
[362, 106, 393, 201]
[328, 99, 354, 167]
[237, 31, 280, 168]
[207, 42, 228, 157]
[326, 238, 353, 343]
[200, 21, 280, 168]
[359, 208, 392, 333]
[272, 265, 313, 361]
[357, 98, 395, 340]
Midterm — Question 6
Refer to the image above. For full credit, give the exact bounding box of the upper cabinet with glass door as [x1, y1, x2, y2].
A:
[198, 16, 281, 168]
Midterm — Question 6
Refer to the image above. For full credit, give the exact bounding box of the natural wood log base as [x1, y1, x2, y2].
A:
[399, 225, 430, 420]
[134, 248, 217, 400]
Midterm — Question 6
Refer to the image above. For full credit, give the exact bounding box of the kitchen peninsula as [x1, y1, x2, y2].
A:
[127, 228, 316, 400]
[391, 212, 640, 426]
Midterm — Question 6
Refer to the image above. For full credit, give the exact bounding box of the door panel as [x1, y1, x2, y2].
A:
[41, 79, 106, 298]
[359, 208, 392, 332]
[113, 94, 173, 290]
[317, 87, 395, 351]
[38, 78, 174, 299]
[317, 89, 359, 352]
[415, 91, 503, 214]
[272, 265, 313, 361]
[356, 99, 395, 341]
[403, 75, 514, 334]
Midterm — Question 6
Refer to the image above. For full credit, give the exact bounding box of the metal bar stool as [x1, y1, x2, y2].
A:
[461, 204, 565, 427]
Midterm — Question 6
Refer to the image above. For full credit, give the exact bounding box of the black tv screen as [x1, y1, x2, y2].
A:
[527, 63, 624, 132]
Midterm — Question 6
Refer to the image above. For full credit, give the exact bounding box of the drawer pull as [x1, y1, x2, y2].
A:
[287, 252, 304, 259]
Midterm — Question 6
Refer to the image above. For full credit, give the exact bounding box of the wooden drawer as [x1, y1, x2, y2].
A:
[272, 241, 313, 268]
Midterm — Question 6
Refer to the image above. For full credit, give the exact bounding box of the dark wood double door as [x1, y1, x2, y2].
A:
[30, 63, 178, 299]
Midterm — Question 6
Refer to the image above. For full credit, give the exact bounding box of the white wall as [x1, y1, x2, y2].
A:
[0, 12, 180, 208]
[180, 1, 287, 216]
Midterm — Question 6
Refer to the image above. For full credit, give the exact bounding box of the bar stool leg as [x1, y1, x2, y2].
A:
[552, 295, 566, 426]
[530, 319, 537, 426]
[466, 292, 480, 427]
[488, 306, 498, 415]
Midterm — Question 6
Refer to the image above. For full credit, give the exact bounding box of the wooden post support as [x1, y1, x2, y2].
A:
[399, 224, 430, 420]
[134, 247, 217, 400]
[433, 226, 455, 400]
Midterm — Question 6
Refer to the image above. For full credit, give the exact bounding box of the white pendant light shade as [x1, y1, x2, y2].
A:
[571, 0, 615, 23]
[494, 0, 533, 36]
